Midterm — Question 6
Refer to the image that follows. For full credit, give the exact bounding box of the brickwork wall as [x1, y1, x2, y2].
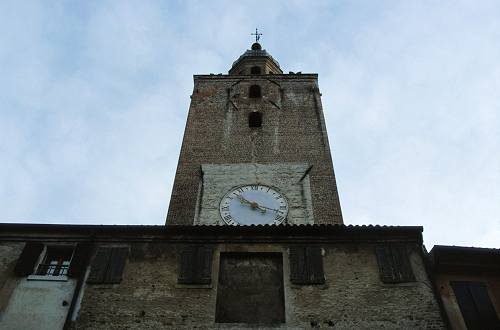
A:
[167, 74, 343, 225]
[73, 242, 444, 329]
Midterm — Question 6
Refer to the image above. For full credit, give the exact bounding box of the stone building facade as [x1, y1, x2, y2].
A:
[0, 40, 465, 329]
[0, 224, 446, 329]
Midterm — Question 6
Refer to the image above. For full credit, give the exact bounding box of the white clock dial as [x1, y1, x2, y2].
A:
[219, 185, 288, 225]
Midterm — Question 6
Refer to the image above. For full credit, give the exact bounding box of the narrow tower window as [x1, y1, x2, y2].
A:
[249, 85, 261, 98]
[249, 112, 262, 128]
[250, 66, 261, 74]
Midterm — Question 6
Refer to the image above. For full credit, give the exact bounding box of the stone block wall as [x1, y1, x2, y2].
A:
[73, 241, 444, 329]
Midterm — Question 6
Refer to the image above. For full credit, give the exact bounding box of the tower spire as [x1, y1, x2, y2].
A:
[251, 28, 262, 43]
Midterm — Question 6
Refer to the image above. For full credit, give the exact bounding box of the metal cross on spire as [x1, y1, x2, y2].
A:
[251, 28, 262, 43]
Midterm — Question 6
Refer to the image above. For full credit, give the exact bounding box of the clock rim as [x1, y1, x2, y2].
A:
[218, 184, 289, 225]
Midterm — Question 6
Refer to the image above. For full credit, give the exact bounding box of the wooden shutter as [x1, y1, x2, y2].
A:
[451, 281, 481, 329]
[87, 247, 112, 283]
[178, 246, 196, 284]
[392, 245, 415, 282]
[375, 245, 415, 283]
[375, 246, 395, 283]
[67, 242, 92, 278]
[14, 242, 44, 276]
[290, 246, 324, 285]
[196, 246, 213, 284]
[452, 281, 500, 329]
[306, 247, 325, 284]
[468, 282, 500, 328]
[178, 245, 213, 284]
[87, 247, 129, 284]
[104, 247, 129, 284]
[290, 246, 306, 284]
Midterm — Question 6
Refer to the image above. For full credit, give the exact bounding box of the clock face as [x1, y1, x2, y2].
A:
[219, 184, 288, 225]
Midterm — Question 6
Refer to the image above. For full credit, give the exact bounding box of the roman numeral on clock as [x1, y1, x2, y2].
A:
[274, 215, 285, 223]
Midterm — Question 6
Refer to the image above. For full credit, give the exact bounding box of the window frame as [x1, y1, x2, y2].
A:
[34, 245, 74, 277]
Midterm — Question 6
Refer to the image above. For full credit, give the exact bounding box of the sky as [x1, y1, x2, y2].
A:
[0, 1, 498, 249]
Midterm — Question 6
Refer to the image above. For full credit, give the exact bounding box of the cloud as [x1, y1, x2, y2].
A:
[0, 1, 498, 248]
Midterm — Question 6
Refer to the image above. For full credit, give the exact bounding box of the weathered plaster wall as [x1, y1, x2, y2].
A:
[1, 277, 76, 330]
[73, 242, 444, 329]
[0, 242, 24, 306]
[197, 163, 314, 225]
[167, 74, 343, 226]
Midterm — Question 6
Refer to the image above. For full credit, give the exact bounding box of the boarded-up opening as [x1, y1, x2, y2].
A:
[215, 253, 285, 324]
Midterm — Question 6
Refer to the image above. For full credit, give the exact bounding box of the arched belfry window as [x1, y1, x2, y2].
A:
[249, 112, 262, 128]
[249, 85, 261, 98]
[251, 66, 261, 75]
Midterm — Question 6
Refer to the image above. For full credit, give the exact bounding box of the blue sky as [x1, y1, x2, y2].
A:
[1, 1, 498, 248]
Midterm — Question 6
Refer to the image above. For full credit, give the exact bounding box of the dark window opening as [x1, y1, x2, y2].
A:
[250, 66, 261, 74]
[215, 253, 285, 324]
[249, 112, 262, 128]
[36, 246, 74, 276]
[249, 85, 261, 98]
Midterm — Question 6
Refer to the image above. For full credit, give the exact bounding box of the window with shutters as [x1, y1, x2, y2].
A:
[35, 246, 73, 276]
[87, 246, 129, 284]
[451, 281, 500, 329]
[178, 245, 213, 284]
[289, 246, 325, 285]
[375, 245, 415, 283]
[14, 242, 91, 279]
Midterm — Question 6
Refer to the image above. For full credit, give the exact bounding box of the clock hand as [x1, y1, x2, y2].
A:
[237, 195, 252, 204]
[259, 205, 279, 212]
[237, 195, 267, 213]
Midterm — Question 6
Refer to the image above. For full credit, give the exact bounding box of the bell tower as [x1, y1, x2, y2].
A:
[167, 36, 343, 226]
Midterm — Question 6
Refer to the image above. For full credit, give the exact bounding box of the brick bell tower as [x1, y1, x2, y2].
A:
[167, 35, 342, 226]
